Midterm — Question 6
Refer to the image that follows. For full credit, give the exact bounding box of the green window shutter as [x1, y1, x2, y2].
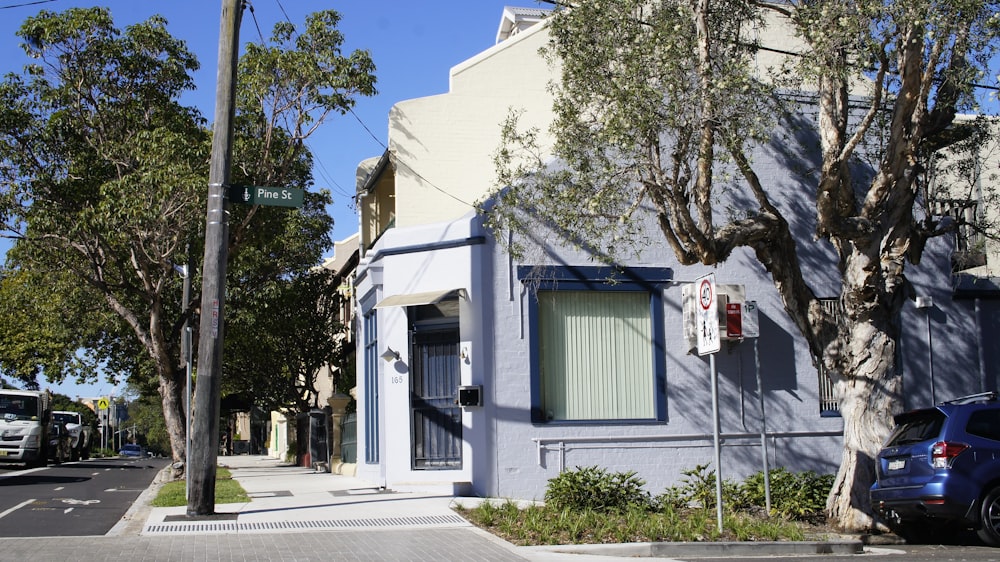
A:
[538, 290, 654, 420]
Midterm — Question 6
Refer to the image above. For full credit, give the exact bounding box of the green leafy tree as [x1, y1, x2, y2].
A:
[0, 7, 375, 463]
[490, 0, 999, 531]
[125, 394, 170, 455]
[225, 266, 350, 416]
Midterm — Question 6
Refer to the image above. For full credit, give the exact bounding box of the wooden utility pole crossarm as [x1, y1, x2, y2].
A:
[188, 0, 242, 517]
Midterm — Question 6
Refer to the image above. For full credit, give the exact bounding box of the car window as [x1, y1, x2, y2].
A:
[886, 409, 945, 446]
[966, 409, 1000, 441]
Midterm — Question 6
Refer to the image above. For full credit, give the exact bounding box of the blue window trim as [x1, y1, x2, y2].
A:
[521, 266, 671, 424]
[362, 311, 380, 464]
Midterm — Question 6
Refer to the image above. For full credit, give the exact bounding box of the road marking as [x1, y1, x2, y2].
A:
[0, 467, 47, 480]
[0, 499, 35, 520]
[61, 499, 99, 505]
[64, 508, 73, 514]
[54, 487, 64, 491]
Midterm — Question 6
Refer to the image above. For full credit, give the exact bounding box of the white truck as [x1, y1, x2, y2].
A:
[52, 410, 92, 461]
[0, 389, 52, 467]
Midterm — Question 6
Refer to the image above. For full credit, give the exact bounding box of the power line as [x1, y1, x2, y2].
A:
[244, 0, 266, 43]
[347, 107, 474, 207]
[305, 138, 354, 200]
[349, 107, 386, 150]
[272, 0, 291, 25]
[263, 2, 473, 210]
[0, 0, 56, 9]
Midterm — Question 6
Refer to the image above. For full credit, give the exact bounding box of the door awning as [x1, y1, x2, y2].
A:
[374, 288, 467, 309]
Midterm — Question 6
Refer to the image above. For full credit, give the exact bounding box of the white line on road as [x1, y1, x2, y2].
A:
[0, 499, 35, 520]
[64, 507, 73, 514]
[54, 486, 64, 491]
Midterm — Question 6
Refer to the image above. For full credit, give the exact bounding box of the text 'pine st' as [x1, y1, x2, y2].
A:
[229, 185, 304, 208]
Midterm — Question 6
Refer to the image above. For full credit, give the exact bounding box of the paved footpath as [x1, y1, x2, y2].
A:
[0, 455, 874, 561]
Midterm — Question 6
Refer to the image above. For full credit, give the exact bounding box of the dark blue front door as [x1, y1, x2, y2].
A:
[410, 327, 462, 469]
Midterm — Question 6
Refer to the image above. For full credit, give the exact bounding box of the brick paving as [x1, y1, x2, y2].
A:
[0, 528, 525, 561]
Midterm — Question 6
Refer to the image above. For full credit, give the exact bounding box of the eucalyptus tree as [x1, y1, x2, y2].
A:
[0, 7, 375, 463]
[490, 0, 999, 530]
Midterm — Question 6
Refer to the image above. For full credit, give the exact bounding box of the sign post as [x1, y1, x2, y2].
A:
[743, 300, 771, 513]
[694, 273, 724, 533]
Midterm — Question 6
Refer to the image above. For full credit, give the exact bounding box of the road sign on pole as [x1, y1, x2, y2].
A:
[696, 273, 720, 355]
[229, 185, 304, 208]
[693, 272, 724, 533]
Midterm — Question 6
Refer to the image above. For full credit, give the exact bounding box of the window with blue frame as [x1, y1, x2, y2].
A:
[363, 309, 380, 463]
[522, 266, 670, 423]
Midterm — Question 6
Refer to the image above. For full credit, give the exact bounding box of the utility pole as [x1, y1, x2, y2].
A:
[188, 0, 242, 517]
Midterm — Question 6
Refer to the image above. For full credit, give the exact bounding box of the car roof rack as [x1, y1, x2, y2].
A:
[941, 391, 998, 405]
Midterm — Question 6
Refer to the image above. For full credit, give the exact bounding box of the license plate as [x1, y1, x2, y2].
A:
[888, 459, 906, 471]
[0, 450, 7, 457]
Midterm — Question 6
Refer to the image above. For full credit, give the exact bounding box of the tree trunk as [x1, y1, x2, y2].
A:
[158, 364, 188, 463]
[826, 262, 903, 531]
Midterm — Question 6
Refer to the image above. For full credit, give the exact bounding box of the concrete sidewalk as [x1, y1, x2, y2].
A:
[0, 455, 885, 560]
[141, 455, 472, 536]
[118, 455, 870, 561]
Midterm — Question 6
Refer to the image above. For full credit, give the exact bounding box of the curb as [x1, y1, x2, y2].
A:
[523, 539, 864, 558]
[106, 463, 172, 536]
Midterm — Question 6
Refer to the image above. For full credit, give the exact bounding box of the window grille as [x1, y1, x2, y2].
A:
[818, 298, 842, 416]
[931, 198, 985, 270]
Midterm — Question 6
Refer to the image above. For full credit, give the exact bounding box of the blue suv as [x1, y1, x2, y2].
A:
[871, 392, 1000, 545]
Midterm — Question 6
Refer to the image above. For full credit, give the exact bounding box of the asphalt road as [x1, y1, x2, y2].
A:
[0, 456, 167, 537]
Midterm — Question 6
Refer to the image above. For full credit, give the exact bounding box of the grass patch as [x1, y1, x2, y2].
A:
[151, 467, 251, 507]
[454, 501, 820, 546]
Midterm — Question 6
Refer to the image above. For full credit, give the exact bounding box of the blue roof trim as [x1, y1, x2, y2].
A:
[517, 265, 673, 288]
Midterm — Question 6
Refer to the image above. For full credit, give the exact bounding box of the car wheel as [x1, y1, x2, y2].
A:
[978, 486, 1000, 546]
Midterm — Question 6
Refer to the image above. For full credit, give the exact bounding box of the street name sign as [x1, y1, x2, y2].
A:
[229, 185, 304, 208]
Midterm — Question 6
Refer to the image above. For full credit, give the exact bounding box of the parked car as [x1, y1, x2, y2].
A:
[871, 392, 1000, 545]
[118, 444, 146, 459]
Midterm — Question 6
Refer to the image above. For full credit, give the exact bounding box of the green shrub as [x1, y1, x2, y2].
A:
[656, 463, 740, 510]
[545, 465, 653, 512]
[738, 468, 833, 520]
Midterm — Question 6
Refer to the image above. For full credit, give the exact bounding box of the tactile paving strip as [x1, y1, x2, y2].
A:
[144, 514, 470, 535]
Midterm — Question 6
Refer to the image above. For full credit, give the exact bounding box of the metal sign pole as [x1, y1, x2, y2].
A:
[754, 337, 772, 514]
[695, 272, 724, 534]
[710, 352, 723, 533]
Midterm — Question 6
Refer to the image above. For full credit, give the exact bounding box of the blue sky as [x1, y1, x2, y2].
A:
[0, 0, 542, 399]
